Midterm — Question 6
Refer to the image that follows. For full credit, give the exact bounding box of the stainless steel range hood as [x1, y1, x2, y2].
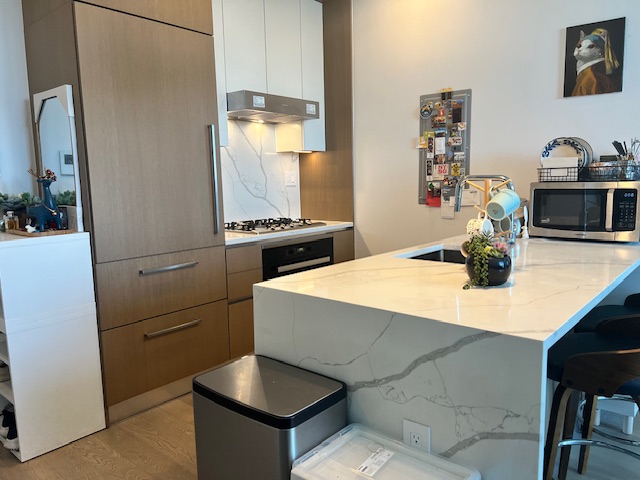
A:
[226, 90, 320, 124]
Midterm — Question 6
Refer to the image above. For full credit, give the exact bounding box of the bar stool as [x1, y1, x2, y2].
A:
[573, 293, 640, 333]
[574, 306, 640, 435]
[544, 323, 640, 480]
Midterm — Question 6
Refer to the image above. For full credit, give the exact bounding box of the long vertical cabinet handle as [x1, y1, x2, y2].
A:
[209, 124, 222, 235]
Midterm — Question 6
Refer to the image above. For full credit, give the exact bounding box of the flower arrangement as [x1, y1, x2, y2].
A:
[462, 233, 510, 289]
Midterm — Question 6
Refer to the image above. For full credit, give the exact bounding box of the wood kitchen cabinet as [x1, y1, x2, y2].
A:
[226, 244, 262, 358]
[333, 228, 355, 263]
[73, 0, 213, 34]
[95, 246, 227, 331]
[22, 0, 229, 422]
[22, 0, 213, 34]
[75, 3, 223, 263]
[101, 300, 229, 406]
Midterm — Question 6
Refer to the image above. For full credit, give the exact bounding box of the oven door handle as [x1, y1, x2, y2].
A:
[277, 256, 332, 275]
[605, 189, 615, 231]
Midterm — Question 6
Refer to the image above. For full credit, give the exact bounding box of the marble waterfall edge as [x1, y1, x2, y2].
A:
[253, 287, 542, 478]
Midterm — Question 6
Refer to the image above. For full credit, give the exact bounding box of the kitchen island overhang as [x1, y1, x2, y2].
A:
[253, 235, 640, 479]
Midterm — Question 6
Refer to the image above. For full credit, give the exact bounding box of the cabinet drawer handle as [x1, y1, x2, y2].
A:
[139, 261, 198, 276]
[144, 319, 202, 339]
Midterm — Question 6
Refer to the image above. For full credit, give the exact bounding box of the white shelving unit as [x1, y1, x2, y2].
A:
[0, 232, 105, 461]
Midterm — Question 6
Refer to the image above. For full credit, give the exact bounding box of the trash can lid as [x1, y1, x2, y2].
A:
[193, 355, 346, 429]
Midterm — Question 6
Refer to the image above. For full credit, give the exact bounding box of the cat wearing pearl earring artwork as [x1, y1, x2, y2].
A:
[564, 18, 625, 97]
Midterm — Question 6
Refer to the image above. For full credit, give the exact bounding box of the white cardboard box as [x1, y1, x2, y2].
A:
[291, 424, 481, 480]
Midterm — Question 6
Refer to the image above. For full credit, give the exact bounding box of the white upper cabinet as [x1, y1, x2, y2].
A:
[265, 0, 302, 97]
[299, 0, 325, 151]
[276, 0, 325, 152]
[212, 0, 229, 146]
[213, 0, 325, 151]
[220, 0, 267, 93]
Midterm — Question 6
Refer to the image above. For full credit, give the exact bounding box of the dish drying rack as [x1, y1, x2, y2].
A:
[539, 137, 640, 182]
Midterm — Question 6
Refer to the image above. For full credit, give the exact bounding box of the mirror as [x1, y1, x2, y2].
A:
[33, 85, 83, 231]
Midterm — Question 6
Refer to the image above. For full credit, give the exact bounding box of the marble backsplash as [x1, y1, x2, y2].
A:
[221, 120, 301, 222]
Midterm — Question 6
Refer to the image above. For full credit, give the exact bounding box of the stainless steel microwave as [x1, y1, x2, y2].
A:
[529, 181, 640, 242]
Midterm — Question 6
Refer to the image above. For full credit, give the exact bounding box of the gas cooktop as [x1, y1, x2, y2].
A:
[224, 218, 326, 235]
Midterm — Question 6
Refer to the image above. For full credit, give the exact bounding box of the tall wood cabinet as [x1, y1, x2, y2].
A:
[22, 0, 229, 422]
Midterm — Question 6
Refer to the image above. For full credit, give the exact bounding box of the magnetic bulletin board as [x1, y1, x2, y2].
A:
[417, 89, 472, 206]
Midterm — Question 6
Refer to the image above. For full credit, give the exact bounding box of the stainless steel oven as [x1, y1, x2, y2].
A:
[529, 181, 640, 242]
[262, 236, 333, 280]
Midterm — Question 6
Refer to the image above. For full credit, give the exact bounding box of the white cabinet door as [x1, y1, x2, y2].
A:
[264, 0, 302, 97]
[212, 0, 228, 146]
[276, 0, 325, 152]
[300, 0, 325, 151]
[222, 0, 267, 93]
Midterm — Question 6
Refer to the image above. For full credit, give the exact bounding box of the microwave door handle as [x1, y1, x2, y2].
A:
[605, 189, 615, 231]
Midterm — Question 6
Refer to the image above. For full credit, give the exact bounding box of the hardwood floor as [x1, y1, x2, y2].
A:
[0, 394, 637, 479]
[0, 396, 197, 480]
[562, 409, 640, 480]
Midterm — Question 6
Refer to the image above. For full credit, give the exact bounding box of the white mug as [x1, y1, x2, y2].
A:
[486, 189, 520, 221]
[466, 212, 494, 237]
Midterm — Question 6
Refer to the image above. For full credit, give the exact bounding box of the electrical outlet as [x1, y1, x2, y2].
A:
[403, 419, 431, 453]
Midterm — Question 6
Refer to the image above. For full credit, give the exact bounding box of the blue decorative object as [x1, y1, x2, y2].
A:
[26, 168, 62, 232]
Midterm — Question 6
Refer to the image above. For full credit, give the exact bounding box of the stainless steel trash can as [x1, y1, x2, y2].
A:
[193, 355, 347, 480]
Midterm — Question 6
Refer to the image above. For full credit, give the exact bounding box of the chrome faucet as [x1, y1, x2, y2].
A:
[454, 175, 514, 212]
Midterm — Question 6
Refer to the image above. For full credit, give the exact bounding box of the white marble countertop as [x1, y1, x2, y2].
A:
[225, 220, 353, 246]
[255, 235, 640, 347]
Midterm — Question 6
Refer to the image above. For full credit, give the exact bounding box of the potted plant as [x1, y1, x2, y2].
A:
[53, 190, 77, 230]
[462, 233, 511, 289]
[0, 192, 42, 228]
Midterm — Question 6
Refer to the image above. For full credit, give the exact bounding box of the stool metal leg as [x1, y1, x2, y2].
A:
[578, 394, 598, 474]
[545, 384, 574, 480]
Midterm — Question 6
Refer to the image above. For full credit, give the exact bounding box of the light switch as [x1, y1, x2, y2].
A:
[285, 171, 297, 187]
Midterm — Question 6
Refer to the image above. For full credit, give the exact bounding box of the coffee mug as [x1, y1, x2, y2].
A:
[466, 212, 494, 237]
[486, 189, 520, 220]
[499, 216, 522, 236]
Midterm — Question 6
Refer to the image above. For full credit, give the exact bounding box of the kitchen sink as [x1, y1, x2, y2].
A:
[408, 249, 466, 264]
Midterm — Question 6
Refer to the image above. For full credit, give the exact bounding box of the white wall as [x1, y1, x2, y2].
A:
[353, 0, 639, 256]
[0, 0, 35, 195]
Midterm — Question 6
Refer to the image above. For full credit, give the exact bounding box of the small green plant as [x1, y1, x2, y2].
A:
[53, 190, 76, 206]
[0, 191, 45, 213]
[462, 233, 509, 289]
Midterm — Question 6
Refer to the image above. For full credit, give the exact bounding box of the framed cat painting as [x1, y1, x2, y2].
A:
[563, 17, 625, 97]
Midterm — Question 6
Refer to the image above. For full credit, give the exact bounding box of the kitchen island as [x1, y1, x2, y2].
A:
[253, 235, 640, 479]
